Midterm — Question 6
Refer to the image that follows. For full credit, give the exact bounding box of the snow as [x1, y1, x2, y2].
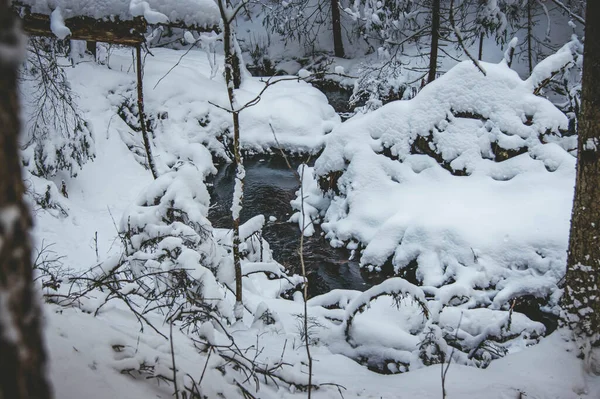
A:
[297, 68, 312, 79]
[310, 59, 575, 313]
[239, 214, 264, 241]
[49, 7, 70, 39]
[106, 47, 339, 160]
[45, 297, 600, 399]
[525, 38, 579, 92]
[183, 31, 196, 45]
[584, 138, 598, 152]
[289, 164, 326, 236]
[503, 37, 518, 64]
[129, 0, 169, 24]
[18, 17, 600, 399]
[18, 0, 220, 29]
[231, 164, 245, 220]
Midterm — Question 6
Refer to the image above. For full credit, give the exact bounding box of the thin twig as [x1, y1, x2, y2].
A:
[548, 0, 585, 25]
[170, 321, 180, 399]
[449, 0, 486, 77]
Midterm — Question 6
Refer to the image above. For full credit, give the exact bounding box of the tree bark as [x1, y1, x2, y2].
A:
[427, 0, 441, 83]
[86, 40, 97, 60]
[218, 0, 244, 319]
[0, 2, 53, 398]
[136, 44, 158, 179]
[527, 0, 533, 74]
[563, 0, 600, 356]
[331, 0, 344, 58]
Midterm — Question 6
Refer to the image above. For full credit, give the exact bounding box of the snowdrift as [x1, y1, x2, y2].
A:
[308, 59, 575, 320]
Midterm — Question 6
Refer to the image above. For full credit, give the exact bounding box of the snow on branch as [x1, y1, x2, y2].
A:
[342, 278, 429, 343]
[526, 37, 581, 95]
[549, 0, 585, 25]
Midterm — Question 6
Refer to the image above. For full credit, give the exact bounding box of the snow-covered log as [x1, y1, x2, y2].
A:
[13, 0, 220, 44]
[18, 12, 146, 45]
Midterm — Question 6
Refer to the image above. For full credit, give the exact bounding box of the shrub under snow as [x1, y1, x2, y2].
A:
[291, 58, 577, 371]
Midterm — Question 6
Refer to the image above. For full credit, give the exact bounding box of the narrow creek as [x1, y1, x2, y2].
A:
[207, 155, 559, 331]
[206, 85, 557, 333]
[207, 155, 389, 297]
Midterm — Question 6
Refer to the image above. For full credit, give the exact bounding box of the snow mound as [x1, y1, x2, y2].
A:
[310, 59, 575, 313]
[316, 60, 571, 177]
[109, 47, 339, 168]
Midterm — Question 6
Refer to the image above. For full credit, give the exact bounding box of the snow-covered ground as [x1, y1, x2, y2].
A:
[24, 41, 600, 399]
[297, 57, 578, 316]
[44, 303, 600, 398]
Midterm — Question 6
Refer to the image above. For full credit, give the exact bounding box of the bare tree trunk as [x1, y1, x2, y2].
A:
[527, 0, 533, 74]
[136, 44, 158, 179]
[478, 32, 484, 61]
[331, 0, 344, 58]
[218, 0, 245, 319]
[86, 40, 97, 60]
[563, 0, 600, 361]
[0, 2, 53, 398]
[427, 0, 441, 83]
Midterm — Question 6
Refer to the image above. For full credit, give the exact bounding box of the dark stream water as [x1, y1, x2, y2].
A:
[207, 156, 388, 297]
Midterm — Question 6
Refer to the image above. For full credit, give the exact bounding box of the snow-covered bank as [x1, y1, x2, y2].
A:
[44, 303, 600, 398]
[305, 59, 576, 315]
[106, 47, 339, 164]
[24, 39, 599, 399]
[27, 46, 338, 268]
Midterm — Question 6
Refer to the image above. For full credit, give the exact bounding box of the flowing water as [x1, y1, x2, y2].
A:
[207, 156, 389, 297]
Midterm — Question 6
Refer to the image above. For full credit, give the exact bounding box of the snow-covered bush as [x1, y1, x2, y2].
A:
[309, 277, 545, 373]
[21, 38, 94, 178]
[349, 56, 420, 113]
[119, 161, 231, 323]
[294, 56, 577, 372]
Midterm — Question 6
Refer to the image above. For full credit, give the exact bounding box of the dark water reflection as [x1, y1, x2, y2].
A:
[207, 155, 389, 297]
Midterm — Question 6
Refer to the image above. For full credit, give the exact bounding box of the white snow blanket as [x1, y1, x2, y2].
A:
[109, 47, 339, 168]
[312, 60, 576, 311]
